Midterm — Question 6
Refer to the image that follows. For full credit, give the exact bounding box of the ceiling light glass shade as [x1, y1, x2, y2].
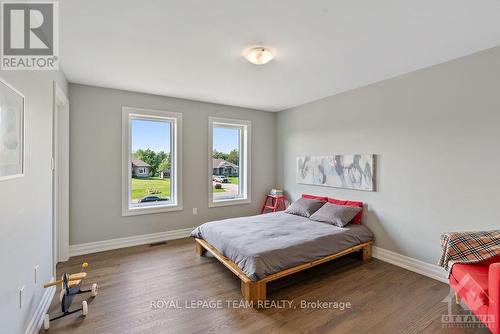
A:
[245, 47, 274, 65]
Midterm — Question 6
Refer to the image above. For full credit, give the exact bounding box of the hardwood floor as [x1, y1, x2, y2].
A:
[42, 238, 489, 334]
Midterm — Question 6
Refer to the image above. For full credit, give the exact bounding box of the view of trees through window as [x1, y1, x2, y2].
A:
[130, 119, 172, 206]
[212, 126, 240, 200]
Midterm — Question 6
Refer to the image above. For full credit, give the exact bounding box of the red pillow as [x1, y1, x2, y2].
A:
[328, 197, 363, 224]
[302, 194, 328, 202]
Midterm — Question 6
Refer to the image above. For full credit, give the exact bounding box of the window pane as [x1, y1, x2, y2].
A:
[212, 126, 240, 200]
[130, 119, 172, 208]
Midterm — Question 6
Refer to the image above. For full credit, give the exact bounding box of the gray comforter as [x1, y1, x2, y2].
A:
[190, 212, 374, 281]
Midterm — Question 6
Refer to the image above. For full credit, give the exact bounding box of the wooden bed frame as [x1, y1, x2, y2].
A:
[194, 238, 372, 305]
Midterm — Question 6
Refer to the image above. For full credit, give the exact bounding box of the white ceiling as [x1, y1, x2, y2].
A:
[60, 0, 500, 112]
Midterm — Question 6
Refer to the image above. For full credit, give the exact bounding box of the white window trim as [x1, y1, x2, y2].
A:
[208, 117, 251, 208]
[122, 106, 183, 216]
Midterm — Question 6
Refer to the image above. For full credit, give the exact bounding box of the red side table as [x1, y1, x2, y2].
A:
[261, 194, 286, 214]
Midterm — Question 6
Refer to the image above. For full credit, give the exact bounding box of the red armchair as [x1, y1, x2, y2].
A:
[450, 256, 500, 334]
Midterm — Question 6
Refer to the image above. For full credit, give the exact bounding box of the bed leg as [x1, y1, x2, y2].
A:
[195, 242, 205, 256]
[362, 243, 372, 261]
[241, 280, 266, 307]
[455, 292, 461, 305]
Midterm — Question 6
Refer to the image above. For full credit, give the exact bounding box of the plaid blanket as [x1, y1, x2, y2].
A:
[439, 230, 500, 275]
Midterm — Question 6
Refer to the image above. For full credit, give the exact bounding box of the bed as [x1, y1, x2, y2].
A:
[191, 211, 374, 304]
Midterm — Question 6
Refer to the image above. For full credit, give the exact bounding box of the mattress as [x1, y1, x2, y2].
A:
[190, 211, 374, 281]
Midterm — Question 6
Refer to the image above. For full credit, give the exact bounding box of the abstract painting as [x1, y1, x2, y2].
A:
[297, 154, 375, 191]
[0, 78, 24, 181]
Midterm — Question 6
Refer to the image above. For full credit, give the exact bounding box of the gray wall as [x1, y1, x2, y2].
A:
[0, 71, 68, 334]
[276, 46, 500, 265]
[69, 84, 276, 245]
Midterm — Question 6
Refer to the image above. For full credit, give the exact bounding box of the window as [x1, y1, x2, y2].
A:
[122, 107, 182, 216]
[209, 117, 251, 207]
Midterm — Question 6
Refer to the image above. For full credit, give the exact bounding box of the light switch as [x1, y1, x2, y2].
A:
[35, 265, 40, 284]
[19, 286, 24, 308]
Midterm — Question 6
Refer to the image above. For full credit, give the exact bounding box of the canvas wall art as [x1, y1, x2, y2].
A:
[0, 78, 25, 181]
[297, 154, 375, 191]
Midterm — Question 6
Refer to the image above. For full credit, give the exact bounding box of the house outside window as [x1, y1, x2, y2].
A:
[208, 117, 251, 207]
[122, 107, 182, 216]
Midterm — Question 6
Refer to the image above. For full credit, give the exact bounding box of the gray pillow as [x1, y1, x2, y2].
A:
[309, 202, 362, 227]
[285, 198, 325, 218]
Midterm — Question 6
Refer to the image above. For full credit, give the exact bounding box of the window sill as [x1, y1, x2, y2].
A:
[209, 198, 251, 208]
[122, 204, 183, 216]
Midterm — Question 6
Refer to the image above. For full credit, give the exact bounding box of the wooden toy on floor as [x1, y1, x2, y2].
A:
[42, 262, 98, 330]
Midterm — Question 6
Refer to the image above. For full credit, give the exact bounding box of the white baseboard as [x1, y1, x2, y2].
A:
[69, 227, 194, 257]
[372, 246, 448, 283]
[25, 280, 55, 334]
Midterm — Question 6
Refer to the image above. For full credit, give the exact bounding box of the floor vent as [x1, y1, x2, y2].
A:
[149, 241, 168, 247]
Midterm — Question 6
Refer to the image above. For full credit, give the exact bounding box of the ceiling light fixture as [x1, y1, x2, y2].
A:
[244, 47, 274, 65]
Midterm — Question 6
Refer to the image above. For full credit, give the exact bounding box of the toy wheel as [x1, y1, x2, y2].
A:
[91, 283, 98, 297]
[44, 314, 50, 330]
[82, 300, 88, 316]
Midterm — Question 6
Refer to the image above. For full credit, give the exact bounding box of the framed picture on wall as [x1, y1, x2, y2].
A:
[297, 154, 375, 191]
[0, 78, 25, 181]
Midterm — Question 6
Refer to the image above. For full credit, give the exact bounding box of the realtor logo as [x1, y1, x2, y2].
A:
[1, 1, 59, 70]
[441, 274, 494, 329]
